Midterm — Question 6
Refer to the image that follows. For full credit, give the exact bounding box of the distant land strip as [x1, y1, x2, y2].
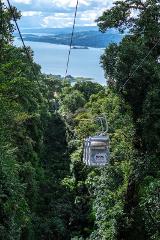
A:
[15, 29, 124, 48]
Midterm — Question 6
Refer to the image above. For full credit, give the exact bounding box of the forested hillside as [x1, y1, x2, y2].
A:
[22, 30, 123, 48]
[0, 0, 160, 240]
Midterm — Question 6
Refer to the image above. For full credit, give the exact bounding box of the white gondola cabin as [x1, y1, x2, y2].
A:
[83, 135, 109, 167]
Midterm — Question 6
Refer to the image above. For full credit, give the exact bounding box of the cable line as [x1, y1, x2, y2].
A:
[6, 0, 41, 88]
[65, 0, 79, 78]
[120, 37, 160, 92]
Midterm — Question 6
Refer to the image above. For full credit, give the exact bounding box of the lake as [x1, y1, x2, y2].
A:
[14, 39, 106, 85]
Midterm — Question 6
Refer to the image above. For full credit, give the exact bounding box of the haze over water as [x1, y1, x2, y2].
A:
[14, 39, 106, 85]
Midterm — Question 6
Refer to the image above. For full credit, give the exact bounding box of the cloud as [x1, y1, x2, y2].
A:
[12, 0, 32, 4]
[41, 9, 107, 28]
[42, 15, 73, 28]
[8, 0, 114, 28]
[53, 0, 89, 8]
[22, 11, 42, 17]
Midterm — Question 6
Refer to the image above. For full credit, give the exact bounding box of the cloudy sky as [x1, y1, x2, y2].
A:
[6, 0, 113, 28]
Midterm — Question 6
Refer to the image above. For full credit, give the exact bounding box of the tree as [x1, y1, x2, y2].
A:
[60, 90, 86, 114]
[74, 80, 105, 101]
[97, 0, 160, 124]
[96, 1, 160, 239]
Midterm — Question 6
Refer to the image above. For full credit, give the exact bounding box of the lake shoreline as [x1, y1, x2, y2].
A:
[14, 39, 106, 85]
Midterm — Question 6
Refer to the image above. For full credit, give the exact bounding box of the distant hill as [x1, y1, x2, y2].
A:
[19, 27, 124, 48]
[18, 26, 99, 34]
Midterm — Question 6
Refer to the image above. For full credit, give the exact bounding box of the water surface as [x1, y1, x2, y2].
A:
[14, 39, 106, 85]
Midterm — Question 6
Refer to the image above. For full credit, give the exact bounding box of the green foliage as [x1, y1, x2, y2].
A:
[0, 5, 72, 239]
[0, 98, 30, 239]
[139, 175, 160, 239]
[97, 0, 160, 123]
[96, 0, 160, 239]
[59, 82, 136, 239]
[74, 81, 105, 101]
[83, 91, 134, 240]
[60, 89, 86, 113]
[1, 1, 160, 239]
[142, 84, 160, 153]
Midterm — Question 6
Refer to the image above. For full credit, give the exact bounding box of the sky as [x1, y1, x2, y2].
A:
[5, 0, 114, 28]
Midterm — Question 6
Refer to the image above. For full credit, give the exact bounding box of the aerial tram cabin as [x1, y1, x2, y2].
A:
[83, 116, 110, 167]
[83, 117, 109, 167]
[83, 135, 109, 167]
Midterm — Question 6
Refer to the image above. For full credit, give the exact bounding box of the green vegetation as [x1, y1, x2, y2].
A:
[0, 0, 160, 240]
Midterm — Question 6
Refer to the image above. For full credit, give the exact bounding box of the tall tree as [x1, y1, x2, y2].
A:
[96, 1, 160, 239]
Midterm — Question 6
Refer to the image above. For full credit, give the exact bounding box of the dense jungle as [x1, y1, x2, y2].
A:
[0, 0, 160, 239]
